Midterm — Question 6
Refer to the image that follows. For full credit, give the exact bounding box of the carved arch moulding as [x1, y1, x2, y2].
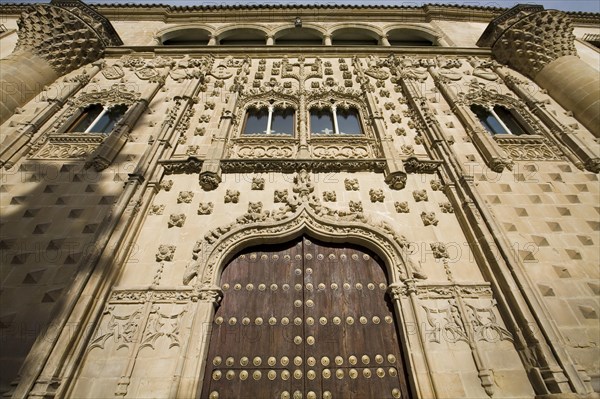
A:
[182, 170, 428, 288]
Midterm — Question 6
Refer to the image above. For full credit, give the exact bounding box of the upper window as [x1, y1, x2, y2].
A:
[310, 107, 362, 135]
[67, 104, 128, 134]
[161, 28, 211, 45]
[243, 106, 295, 135]
[387, 28, 437, 46]
[470, 104, 527, 136]
[331, 28, 379, 46]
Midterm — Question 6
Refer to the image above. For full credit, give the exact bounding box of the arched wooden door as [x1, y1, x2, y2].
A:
[201, 236, 410, 399]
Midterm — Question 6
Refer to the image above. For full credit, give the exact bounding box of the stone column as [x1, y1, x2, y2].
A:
[477, 5, 600, 138]
[0, 0, 122, 126]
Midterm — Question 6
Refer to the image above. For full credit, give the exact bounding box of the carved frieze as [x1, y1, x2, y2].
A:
[494, 135, 563, 161]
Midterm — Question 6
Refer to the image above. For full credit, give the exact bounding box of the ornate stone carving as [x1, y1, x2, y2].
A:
[177, 191, 194, 204]
[403, 157, 443, 174]
[494, 136, 563, 161]
[169, 55, 215, 82]
[430, 179, 444, 191]
[412, 190, 428, 202]
[439, 202, 454, 213]
[149, 204, 165, 216]
[344, 178, 359, 191]
[186, 145, 199, 156]
[88, 306, 142, 351]
[102, 65, 124, 80]
[322, 191, 337, 202]
[273, 189, 289, 203]
[394, 201, 410, 213]
[421, 211, 439, 226]
[251, 177, 265, 190]
[224, 190, 240, 204]
[312, 146, 370, 159]
[15, 2, 122, 76]
[349, 200, 363, 213]
[168, 214, 186, 228]
[141, 306, 186, 350]
[156, 244, 176, 262]
[199, 172, 221, 191]
[197, 202, 214, 215]
[369, 189, 385, 203]
[477, 5, 577, 79]
[422, 302, 468, 344]
[430, 242, 449, 259]
[160, 180, 173, 191]
[221, 159, 386, 174]
[235, 145, 295, 159]
[161, 158, 203, 175]
[385, 172, 407, 190]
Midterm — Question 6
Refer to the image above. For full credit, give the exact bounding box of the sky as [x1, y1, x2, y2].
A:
[0, 0, 598, 13]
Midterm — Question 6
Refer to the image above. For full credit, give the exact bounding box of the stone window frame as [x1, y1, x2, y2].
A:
[241, 101, 297, 137]
[63, 103, 129, 135]
[306, 98, 371, 139]
[456, 86, 564, 171]
[28, 84, 141, 165]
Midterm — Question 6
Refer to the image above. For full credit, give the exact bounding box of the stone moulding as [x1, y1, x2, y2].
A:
[159, 157, 203, 174]
[197, 206, 412, 288]
[220, 159, 387, 173]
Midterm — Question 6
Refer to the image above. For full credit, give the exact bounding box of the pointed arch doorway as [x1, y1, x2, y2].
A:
[201, 236, 411, 399]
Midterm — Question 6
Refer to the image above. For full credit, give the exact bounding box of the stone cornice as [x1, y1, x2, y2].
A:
[1, 3, 598, 25]
[106, 46, 492, 58]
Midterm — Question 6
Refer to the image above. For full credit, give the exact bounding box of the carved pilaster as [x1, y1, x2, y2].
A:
[352, 56, 407, 189]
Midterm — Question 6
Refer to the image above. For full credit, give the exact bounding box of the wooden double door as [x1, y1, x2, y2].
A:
[202, 237, 410, 399]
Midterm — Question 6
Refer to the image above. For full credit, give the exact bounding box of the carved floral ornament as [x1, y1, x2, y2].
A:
[182, 170, 428, 287]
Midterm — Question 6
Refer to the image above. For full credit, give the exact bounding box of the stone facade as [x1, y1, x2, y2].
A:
[0, 2, 599, 398]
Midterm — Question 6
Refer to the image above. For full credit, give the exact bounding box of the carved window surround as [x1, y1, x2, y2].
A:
[28, 84, 142, 165]
[449, 83, 565, 170]
[228, 90, 381, 162]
